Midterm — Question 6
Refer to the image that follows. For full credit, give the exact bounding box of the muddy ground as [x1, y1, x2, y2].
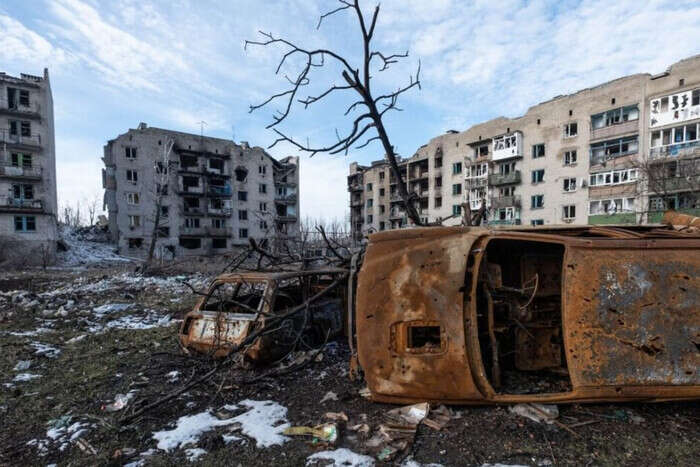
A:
[1, 267, 699, 466]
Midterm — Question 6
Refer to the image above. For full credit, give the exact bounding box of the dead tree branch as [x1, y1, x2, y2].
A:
[246, 0, 423, 225]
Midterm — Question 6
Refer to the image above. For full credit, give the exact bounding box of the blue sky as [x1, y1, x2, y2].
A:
[1, 0, 699, 221]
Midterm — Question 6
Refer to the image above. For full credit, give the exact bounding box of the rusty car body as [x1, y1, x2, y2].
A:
[354, 217, 700, 405]
[180, 269, 346, 362]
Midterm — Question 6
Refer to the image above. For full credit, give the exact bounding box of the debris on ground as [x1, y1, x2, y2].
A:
[509, 403, 559, 424]
[320, 391, 339, 403]
[306, 447, 375, 467]
[284, 423, 338, 444]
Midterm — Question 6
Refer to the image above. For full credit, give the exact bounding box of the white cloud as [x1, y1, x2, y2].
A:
[0, 14, 72, 69]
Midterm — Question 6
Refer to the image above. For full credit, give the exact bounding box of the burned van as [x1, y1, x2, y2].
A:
[180, 269, 346, 362]
[354, 222, 700, 404]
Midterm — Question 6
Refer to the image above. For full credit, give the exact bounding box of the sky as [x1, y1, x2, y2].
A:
[1, 0, 699, 222]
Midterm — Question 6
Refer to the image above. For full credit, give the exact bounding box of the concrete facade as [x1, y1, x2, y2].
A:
[103, 124, 299, 258]
[0, 69, 58, 264]
[349, 55, 700, 239]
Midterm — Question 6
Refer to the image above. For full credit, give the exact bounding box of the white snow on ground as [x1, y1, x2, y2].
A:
[306, 448, 376, 467]
[401, 458, 444, 467]
[26, 439, 49, 456]
[153, 411, 240, 451]
[56, 225, 132, 267]
[153, 400, 289, 456]
[41, 418, 94, 452]
[185, 448, 207, 462]
[228, 400, 290, 448]
[13, 360, 31, 371]
[13, 373, 41, 382]
[65, 334, 86, 344]
[93, 303, 134, 316]
[31, 342, 61, 358]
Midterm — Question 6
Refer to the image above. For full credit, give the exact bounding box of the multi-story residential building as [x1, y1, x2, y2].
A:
[349, 55, 700, 239]
[103, 123, 299, 257]
[0, 69, 58, 264]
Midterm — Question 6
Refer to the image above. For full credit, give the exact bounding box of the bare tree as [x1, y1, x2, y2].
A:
[84, 194, 100, 226]
[146, 139, 175, 266]
[245, 0, 423, 225]
[634, 152, 700, 222]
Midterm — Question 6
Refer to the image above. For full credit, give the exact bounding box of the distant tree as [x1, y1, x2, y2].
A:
[146, 139, 175, 266]
[246, 0, 423, 225]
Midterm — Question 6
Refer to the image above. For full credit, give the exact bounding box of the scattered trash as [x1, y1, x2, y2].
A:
[102, 392, 136, 412]
[324, 412, 349, 422]
[509, 403, 559, 424]
[359, 387, 371, 399]
[386, 402, 429, 426]
[306, 447, 375, 467]
[423, 405, 452, 431]
[321, 391, 339, 403]
[365, 403, 430, 461]
[349, 423, 370, 435]
[284, 423, 338, 444]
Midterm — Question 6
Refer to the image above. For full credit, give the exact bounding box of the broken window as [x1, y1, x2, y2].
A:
[258, 165, 266, 175]
[379, 188, 385, 197]
[160, 206, 169, 217]
[434, 157, 442, 168]
[563, 122, 577, 137]
[126, 192, 140, 205]
[234, 167, 248, 182]
[366, 182, 373, 191]
[258, 183, 267, 194]
[531, 195, 544, 209]
[20, 121, 30, 137]
[209, 158, 224, 171]
[379, 221, 385, 230]
[19, 90, 29, 106]
[379, 171, 385, 180]
[531, 169, 545, 184]
[184, 197, 199, 212]
[531, 219, 544, 226]
[259, 202, 267, 212]
[239, 228, 248, 238]
[590, 136, 638, 164]
[212, 218, 225, 229]
[452, 183, 462, 195]
[563, 150, 577, 165]
[563, 178, 577, 192]
[379, 204, 386, 214]
[128, 215, 141, 227]
[435, 197, 442, 208]
[185, 217, 200, 228]
[435, 176, 442, 187]
[532, 144, 545, 159]
[126, 169, 138, 183]
[562, 205, 576, 219]
[367, 198, 373, 208]
[452, 162, 462, 174]
[452, 204, 461, 216]
[212, 238, 227, 249]
[238, 210, 248, 220]
[14, 216, 36, 232]
[366, 214, 373, 224]
[12, 184, 33, 199]
[125, 147, 137, 159]
[238, 191, 248, 201]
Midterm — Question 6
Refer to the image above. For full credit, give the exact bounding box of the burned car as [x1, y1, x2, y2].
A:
[354, 219, 700, 404]
[180, 269, 347, 362]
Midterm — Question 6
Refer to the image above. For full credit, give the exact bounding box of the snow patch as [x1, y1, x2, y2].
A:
[306, 448, 376, 466]
[13, 360, 31, 371]
[13, 373, 41, 382]
[31, 342, 61, 358]
[229, 399, 290, 448]
[185, 448, 207, 462]
[153, 411, 240, 451]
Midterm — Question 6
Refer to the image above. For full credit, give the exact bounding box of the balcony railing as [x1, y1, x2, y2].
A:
[208, 185, 232, 197]
[490, 195, 521, 209]
[182, 206, 204, 215]
[465, 176, 487, 187]
[275, 192, 297, 203]
[207, 206, 232, 216]
[0, 98, 41, 119]
[649, 140, 700, 160]
[0, 165, 42, 179]
[590, 119, 638, 142]
[488, 171, 521, 186]
[178, 184, 204, 194]
[0, 197, 43, 212]
[206, 227, 230, 237]
[180, 226, 206, 236]
[489, 218, 521, 226]
[0, 131, 42, 148]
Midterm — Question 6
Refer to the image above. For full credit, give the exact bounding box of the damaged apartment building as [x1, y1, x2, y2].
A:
[0, 69, 58, 263]
[102, 124, 299, 257]
[349, 55, 700, 239]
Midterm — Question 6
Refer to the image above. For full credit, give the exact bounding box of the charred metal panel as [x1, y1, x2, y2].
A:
[564, 243, 700, 387]
[356, 227, 485, 402]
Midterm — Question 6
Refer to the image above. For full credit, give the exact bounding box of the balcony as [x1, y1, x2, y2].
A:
[590, 119, 639, 142]
[206, 227, 231, 237]
[276, 214, 298, 222]
[182, 205, 205, 216]
[207, 206, 232, 216]
[179, 163, 205, 174]
[0, 197, 43, 213]
[488, 171, 521, 186]
[348, 181, 363, 192]
[0, 165, 42, 180]
[275, 192, 297, 204]
[465, 176, 487, 188]
[0, 131, 42, 151]
[649, 140, 700, 160]
[490, 195, 521, 209]
[178, 184, 204, 195]
[389, 210, 405, 220]
[350, 197, 363, 207]
[208, 185, 232, 197]
[180, 226, 206, 236]
[0, 98, 41, 120]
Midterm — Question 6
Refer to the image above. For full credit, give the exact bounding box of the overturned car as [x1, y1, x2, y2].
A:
[180, 269, 347, 362]
[353, 216, 700, 404]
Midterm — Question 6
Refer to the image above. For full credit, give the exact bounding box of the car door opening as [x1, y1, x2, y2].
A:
[475, 238, 572, 394]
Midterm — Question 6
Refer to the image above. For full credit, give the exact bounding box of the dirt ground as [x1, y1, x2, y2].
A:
[1, 266, 699, 466]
